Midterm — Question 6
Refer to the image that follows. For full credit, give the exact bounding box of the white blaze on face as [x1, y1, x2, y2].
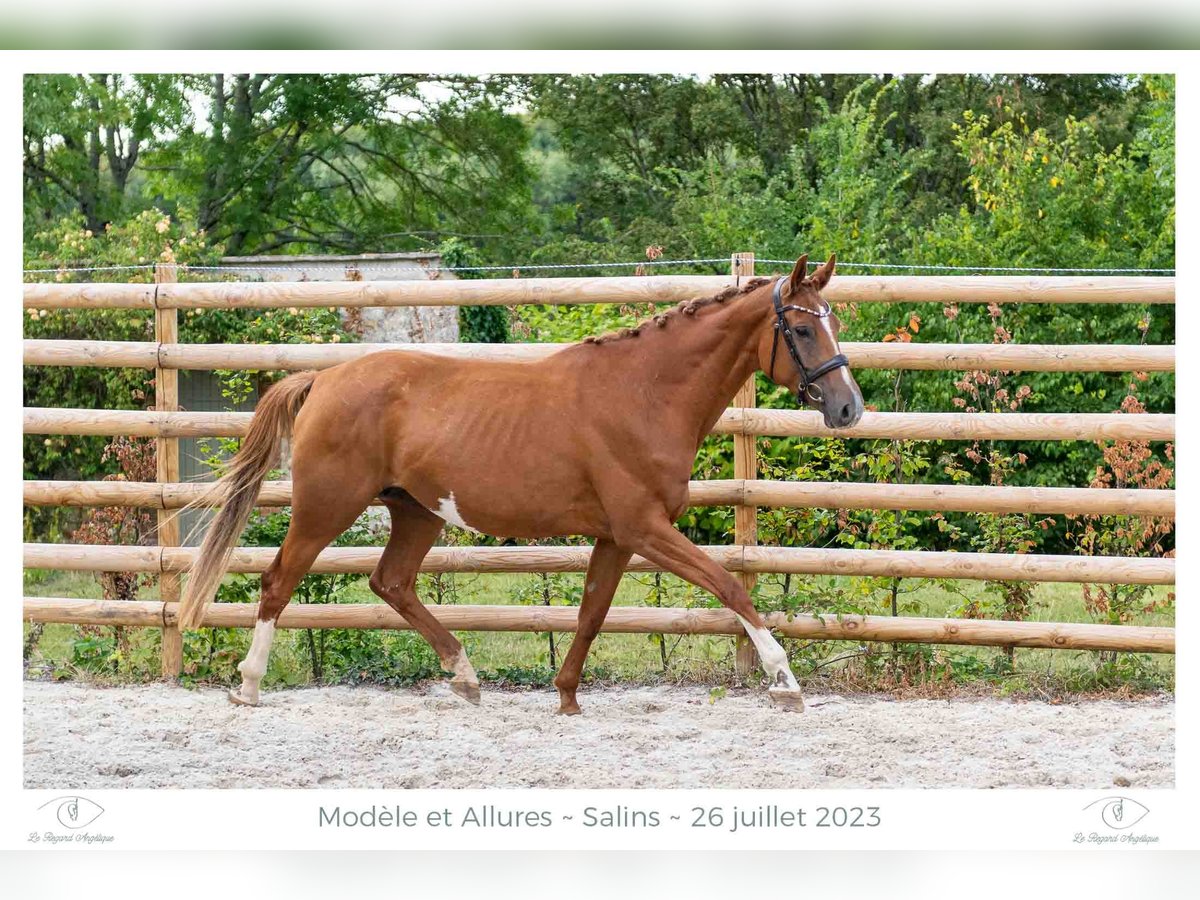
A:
[237, 619, 276, 691]
[735, 613, 800, 690]
[434, 492, 480, 534]
[809, 306, 862, 421]
[811, 308, 840, 381]
[816, 307, 838, 344]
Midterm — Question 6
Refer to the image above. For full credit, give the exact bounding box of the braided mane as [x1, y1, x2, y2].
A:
[581, 276, 773, 345]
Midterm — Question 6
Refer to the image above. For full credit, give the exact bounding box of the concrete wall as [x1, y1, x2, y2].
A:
[219, 252, 459, 344]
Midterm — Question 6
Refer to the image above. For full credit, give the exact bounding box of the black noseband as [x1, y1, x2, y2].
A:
[768, 277, 850, 406]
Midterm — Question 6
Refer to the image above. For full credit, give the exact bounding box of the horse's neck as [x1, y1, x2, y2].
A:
[623, 291, 767, 435]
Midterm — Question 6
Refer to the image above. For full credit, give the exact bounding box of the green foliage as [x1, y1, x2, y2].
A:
[321, 630, 443, 688]
[70, 631, 116, 671]
[143, 75, 535, 258]
[181, 627, 248, 686]
[479, 665, 556, 688]
[794, 80, 920, 260]
[1066, 653, 1165, 692]
[69, 624, 157, 678]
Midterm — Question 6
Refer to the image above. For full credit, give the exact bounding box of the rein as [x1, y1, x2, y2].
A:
[768, 277, 850, 406]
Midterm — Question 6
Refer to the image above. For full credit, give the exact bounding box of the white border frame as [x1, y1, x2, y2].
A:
[3, 48, 1192, 855]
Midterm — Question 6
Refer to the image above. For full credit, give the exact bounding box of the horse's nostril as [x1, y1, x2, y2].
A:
[840, 403, 853, 424]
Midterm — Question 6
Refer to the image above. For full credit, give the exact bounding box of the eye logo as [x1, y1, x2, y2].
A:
[38, 796, 105, 829]
[1083, 796, 1149, 830]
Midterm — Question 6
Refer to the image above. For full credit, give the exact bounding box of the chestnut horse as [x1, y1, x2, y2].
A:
[178, 254, 863, 713]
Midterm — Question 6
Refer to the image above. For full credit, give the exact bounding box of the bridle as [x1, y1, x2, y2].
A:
[768, 277, 849, 406]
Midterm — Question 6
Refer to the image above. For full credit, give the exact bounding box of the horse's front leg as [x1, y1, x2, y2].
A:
[554, 539, 633, 715]
[624, 518, 804, 711]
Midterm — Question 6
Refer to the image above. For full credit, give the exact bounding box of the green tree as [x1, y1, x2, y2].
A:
[148, 74, 536, 257]
[23, 74, 189, 235]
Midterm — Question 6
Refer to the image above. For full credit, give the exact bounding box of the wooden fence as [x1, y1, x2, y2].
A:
[22, 256, 1177, 678]
[21, 408, 1176, 441]
[23, 338, 1177, 371]
[23, 478, 1176, 517]
[24, 273, 1175, 308]
[23, 599, 1174, 654]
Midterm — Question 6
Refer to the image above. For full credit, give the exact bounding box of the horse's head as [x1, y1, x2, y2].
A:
[757, 253, 864, 429]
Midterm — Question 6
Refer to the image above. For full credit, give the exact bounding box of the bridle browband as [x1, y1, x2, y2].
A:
[768, 276, 850, 406]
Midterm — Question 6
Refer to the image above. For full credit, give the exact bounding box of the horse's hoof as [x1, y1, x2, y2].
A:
[557, 703, 582, 716]
[768, 687, 806, 712]
[228, 687, 259, 707]
[450, 679, 481, 705]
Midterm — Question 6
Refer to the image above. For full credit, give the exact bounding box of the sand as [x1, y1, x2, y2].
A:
[22, 681, 1173, 789]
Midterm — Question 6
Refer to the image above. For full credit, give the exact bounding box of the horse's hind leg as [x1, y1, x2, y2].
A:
[554, 539, 632, 715]
[369, 492, 480, 705]
[229, 479, 375, 706]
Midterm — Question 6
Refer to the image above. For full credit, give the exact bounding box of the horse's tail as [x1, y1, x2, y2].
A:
[177, 371, 318, 630]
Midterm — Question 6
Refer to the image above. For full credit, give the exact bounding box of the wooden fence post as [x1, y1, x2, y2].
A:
[155, 253, 183, 678]
[731, 252, 759, 677]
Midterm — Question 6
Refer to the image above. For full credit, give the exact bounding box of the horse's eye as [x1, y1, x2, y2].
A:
[794, 325, 812, 338]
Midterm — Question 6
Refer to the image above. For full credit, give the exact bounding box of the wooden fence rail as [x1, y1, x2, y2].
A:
[23, 275, 1175, 310]
[22, 542, 1175, 585]
[23, 339, 1177, 372]
[22, 598, 1175, 654]
[734, 410, 1175, 441]
[22, 478, 1177, 517]
[23, 407, 1176, 442]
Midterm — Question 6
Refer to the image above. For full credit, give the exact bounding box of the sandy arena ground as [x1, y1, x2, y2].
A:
[23, 681, 1173, 789]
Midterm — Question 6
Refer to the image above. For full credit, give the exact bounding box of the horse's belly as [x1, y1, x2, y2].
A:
[387, 399, 610, 538]
[413, 482, 604, 539]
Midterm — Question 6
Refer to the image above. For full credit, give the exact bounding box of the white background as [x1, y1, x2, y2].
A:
[2, 35, 1196, 889]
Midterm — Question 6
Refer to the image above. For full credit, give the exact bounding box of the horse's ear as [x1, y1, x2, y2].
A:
[810, 253, 836, 291]
[788, 254, 809, 292]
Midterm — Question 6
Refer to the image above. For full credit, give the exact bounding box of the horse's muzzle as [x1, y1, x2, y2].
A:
[822, 391, 864, 429]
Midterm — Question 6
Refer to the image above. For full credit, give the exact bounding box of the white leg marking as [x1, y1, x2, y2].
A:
[736, 614, 799, 690]
[433, 492, 480, 534]
[234, 619, 276, 703]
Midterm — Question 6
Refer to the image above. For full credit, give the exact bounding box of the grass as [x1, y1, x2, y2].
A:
[23, 564, 1175, 699]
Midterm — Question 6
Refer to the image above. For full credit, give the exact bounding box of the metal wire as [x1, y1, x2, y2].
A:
[23, 257, 1175, 276]
[22, 263, 159, 275]
[159, 258, 733, 274]
[757, 259, 1176, 274]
